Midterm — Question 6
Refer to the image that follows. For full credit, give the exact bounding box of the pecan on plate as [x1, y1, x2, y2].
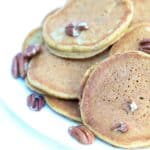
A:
[11, 52, 28, 79]
[68, 125, 95, 144]
[12, 54, 19, 78]
[27, 93, 45, 111]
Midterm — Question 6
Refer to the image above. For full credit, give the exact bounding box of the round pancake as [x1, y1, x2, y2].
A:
[80, 52, 150, 148]
[25, 80, 81, 122]
[45, 96, 81, 122]
[110, 23, 150, 55]
[23, 28, 110, 99]
[131, 0, 150, 25]
[43, 0, 133, 59]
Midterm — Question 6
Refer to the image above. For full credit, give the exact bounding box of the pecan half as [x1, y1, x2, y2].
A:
[27, 93, 45, 111]
[17, 53, 28, 78]
[111, 122, 129, 133]
[65, 22, 89, 37]
[68, 125, 95, 144]
[12, 54, 19, 78]
[65, 23, 79, 37]
[12, 52, 29, 79]
[12, 44, 43, 79]
[139, 38, 150, 54]
[23, 44, 42, 58]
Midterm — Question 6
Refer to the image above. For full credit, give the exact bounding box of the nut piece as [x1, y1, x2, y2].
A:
[129, 101, 138, 112]
[17, 53, 28, 78]
[65, 22, 89, 37]
[122, 101, 138, 113]
[65, 23, 79, 37]
[139, 38, 150, 54]
[27, 93, 45, 111]
[111, 122, 129, 133]
[12, 45, 42, 79]
[78, 22, 89, 31]
[12, 54, 19, 78]
[23, 44, 42, 58]
[139, 38, 150, 45]
[68, 125, 95, 144]
[11, 52, 28, 79]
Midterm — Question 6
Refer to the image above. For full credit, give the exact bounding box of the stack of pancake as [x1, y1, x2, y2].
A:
[23, 0, 150, 148]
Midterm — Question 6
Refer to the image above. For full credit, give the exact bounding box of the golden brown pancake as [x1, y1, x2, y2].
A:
[22, 28, 43, 50]
[27, 46, 109, 99]
[43, 0, 133, 59]
[131, 0, 150, 25]
[23, 28, 110, 99]
[26, 80, 81, 122]
[23, 8, 60, 50]
[80, 52, 150, 148]
[45, 96, 81, 122]
[110, 23, 150, 55]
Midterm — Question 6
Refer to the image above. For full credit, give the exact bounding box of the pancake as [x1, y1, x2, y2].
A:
[45, 96, 81, 122]
[26, 80, 81, 122]
[23, 8, 60, 50]
[80, 52, 150, 148]
[42, 0, 133, 59]
[23, 28, 110, 99]
[110, 23, 150, 55]
[22, 28, 43, 50]
[131, 0, 150, 25]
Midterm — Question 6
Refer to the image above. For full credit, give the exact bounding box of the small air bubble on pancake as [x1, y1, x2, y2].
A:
[143, 114, 146, 118]
[139, 97, 144, 100]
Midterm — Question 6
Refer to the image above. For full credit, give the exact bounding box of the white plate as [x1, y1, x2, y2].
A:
[0, 37, 120, 150]
[0, 0, 146, 150]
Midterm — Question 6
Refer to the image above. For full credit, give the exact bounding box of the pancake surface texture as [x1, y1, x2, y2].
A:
[43, 0, 133, 58]
[45, 97, 81, 122]
[80, 52, 150, 148]
[110, 23, 150, 55]
[24, 28, 109, 99]
[131, 0, 150, 25]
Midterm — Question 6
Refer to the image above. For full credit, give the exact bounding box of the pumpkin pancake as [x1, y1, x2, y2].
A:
[45, 96, 81, 122]
[110, 23, 150, 55]
[43, 0, 133, 59]
[80, 52, 150, 148]
[23, 28, 110, 99]
[22, 28, 43, 50]
[131, 0, 150, 25]
[25, 81, 81, 122]
[23, 8, 60, 50]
